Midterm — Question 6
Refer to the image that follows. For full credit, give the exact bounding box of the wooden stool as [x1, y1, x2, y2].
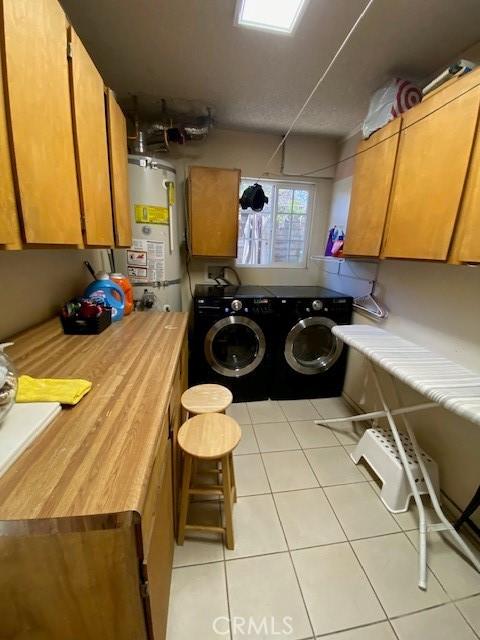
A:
[181, 384, 233, 417]
[177, 413, 241, 549]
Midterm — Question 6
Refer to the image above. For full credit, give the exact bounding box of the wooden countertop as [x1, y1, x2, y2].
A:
[0, 312, 188, 523]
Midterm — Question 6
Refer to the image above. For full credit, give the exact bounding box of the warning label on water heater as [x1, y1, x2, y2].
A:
[128, 239, 165, 282]
[134, 204, 169, 225]
[127, 250, 147, 267]
[127, 266, 147, 280]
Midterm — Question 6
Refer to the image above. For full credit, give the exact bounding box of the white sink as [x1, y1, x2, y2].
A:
[0, 402, 61, 477]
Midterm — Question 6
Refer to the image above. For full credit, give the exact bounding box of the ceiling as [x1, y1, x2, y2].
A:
[60, 0, 480, 137]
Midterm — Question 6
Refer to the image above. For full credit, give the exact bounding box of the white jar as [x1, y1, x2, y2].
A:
[0, 343, 17, 425]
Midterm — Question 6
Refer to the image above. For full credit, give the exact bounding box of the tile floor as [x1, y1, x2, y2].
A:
[167, 398, 480, 640]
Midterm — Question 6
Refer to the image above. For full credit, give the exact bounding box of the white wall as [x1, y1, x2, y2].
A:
[326, 132, 480, 526]
[0, 249, 104, 340]
[282, 134, 337, 178]
[168, 128, 337, 310]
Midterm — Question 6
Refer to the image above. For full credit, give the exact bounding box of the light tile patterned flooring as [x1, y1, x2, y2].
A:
[167, 398, 480, 640]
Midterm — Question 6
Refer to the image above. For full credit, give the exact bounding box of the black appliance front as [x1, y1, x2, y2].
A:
[190, 285, 274, 401]
[267, 286, 353, 400]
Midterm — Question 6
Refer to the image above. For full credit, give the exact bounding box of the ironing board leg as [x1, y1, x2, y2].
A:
[315, 357, 480, 588]
[391, 378, 480, 579]
[314, 402, 437, 426]
[368, 362, 429, 589]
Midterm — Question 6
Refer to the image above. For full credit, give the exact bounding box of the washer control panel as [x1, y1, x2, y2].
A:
[312, 299, 324, 311]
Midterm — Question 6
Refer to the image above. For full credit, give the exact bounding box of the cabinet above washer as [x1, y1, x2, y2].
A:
[187, 166, 241, 257]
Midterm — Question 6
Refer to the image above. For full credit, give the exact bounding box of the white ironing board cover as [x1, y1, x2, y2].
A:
[332, 325, 480, 427]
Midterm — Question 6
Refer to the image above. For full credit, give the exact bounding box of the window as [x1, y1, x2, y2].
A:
[237, 178, 315, 268]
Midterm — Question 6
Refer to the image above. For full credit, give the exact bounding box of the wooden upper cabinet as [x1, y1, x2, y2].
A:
[343, 118, 401, 257]
[1, 0, 82, 245]
[69, 27, 114, 246]
[0, 42, 20, 247]
[449, 113, 480, 264]
[382, 84, 480, 260]
[106, 89, 132, 247]
[188, 166, 240, 257]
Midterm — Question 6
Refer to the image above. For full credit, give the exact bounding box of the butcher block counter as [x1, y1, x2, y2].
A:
[0, 312, 189, 640]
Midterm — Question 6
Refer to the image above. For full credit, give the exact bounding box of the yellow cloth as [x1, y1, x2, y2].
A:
[16, 375, 92, 405]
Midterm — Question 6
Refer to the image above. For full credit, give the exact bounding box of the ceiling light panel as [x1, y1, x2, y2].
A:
[235, 0, 309, 35]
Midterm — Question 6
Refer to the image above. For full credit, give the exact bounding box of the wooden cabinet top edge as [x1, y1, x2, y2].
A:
[359, 117, 402, 151]
[188, 165, 241, 175]
[0, 510, 140, 537]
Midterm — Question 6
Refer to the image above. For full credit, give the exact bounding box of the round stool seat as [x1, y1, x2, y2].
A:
[178, 413, 241, 459]
[181, 384, 233, 415]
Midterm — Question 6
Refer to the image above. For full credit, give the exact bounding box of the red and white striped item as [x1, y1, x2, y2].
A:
[362, 77, 422, 138]
[391, 78, 422, 118]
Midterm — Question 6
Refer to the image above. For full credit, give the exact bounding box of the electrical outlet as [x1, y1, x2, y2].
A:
[207, 265, 225, 281]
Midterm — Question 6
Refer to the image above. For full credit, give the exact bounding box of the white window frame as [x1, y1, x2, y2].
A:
[236, 177, 316, 269]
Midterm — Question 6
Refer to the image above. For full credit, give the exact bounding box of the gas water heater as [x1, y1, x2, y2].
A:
[115, 155, 182, 311]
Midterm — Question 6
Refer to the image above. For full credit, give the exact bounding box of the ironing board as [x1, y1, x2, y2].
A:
[317, 324, 480, 590]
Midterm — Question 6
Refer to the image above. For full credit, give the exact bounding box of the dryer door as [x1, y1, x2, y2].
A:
[284, 317, 343, 375]
[205, 316, 266, 378]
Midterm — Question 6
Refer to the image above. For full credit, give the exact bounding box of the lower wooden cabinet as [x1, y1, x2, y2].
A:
[0, 334, 188, 640]
[0, 515, 149, 639]
[138, 342, 187, 640]
[171, 339, 188, 534]
[0, 445, 175, 640]
[142, 441, 174, 640]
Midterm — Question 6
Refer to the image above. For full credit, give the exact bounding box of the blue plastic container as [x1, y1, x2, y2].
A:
[84, 272, 125, 322]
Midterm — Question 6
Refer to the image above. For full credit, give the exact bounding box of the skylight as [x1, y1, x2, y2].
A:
[235, 0, 309, 35]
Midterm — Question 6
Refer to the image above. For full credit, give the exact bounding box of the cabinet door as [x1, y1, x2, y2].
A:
[382, 85, 480, 260]
[180, 336, 188, 396]
[69, 28, 114, 246]
[449, 118, 480, 264]
[343, 118, 401, 257]
[189, 166, 240, 257]
[1, 0, 82, 245]
[0, 42, 20, 246]
[168, 336, 188, 533]
[106, 89, 132, 247]
[169, 372, 182, 534]
[143, 441, 174, 640]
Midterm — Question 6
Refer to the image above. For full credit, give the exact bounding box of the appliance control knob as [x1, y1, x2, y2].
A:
[231, 299, 243, 311]
[312, 299, 323, 311]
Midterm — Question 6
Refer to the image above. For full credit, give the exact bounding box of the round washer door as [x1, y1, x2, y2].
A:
[284, 317, 343, 375]
[205, 316, 266, 378]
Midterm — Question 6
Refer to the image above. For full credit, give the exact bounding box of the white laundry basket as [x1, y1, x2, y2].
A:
[350, 427, 440, 513]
